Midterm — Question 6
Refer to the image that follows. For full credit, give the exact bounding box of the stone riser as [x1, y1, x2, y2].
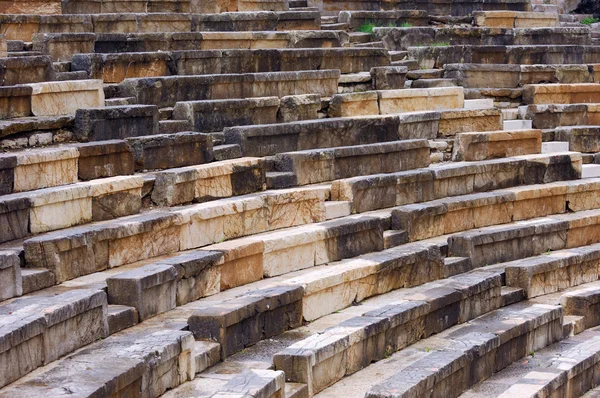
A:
[449, 208, 600, 269]
[520, 103, 600, 130]
[392, 178, 600, 242]
[320, 0, 531, 16]
[92, 30, 348, 53]
[452, 129, 542, 161]
[524, 83, 600, 105]
[410, 45, 600, 69]
[377, 27, 587, 51]
[274, 270, 504, 396]
[226, 108, 503, 158]
[117, 70, 340, 109]
[267, 139, 431, 187]
[72, 48, 389, 83]
[552, 126, 600, 153]
[473, 11, 559, 28]
[328, 87, 465, 118]
[445, 63, 600, 89]
[0, 55, 53, 86]
[0, 11, 320, 42]
[332, 152, 582, 213]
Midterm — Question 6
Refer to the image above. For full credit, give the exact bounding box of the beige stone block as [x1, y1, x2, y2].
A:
[266, 187, 328, 230]
[0, 0, 61, 14]
[262, 229, 319, 276]
[473, 11, 517, 28]
[0, 35, 6, 58]
[109, 225, 181, 267]
[177, 264, 221, 305]
[13, 147, 79, 192]
[329, 92, 379, 117]
[206, 238, 264, 290]
[26, 79, 105, 117]
[438, 109, 502, 136]
[515, 12, 558, 28]
[29, 184, 92, 233]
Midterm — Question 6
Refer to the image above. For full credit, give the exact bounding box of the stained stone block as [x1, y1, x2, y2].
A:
[0, 85, 32, 120]
[0, 56, 52, 86]
[72, 52, 171, 83]
[158, 251, 223, 305]
[151, 157, 264, 206]
[107, 263, 178, 320]
[107, 305, 138, 335]
[438, 108, 503, 137]
[32, 32, 95, 62]
[524, 83, 600, 105]
[188, 285, 303, 357]
[206, 238, 265, 290]
[212, 370, 286, 398]
[13, 147, 78, 193]
[0, 250, 22, 301]
[370, 66, 408, 90]
[172, 97, 280, 133]
[89, 175, 143, 221]
[453, 129, 542, 161]
[74, 105, 159, 142]
[0, 0, 61, 14]
[28, 184, 92, 234]
[26, 79, 105, 117]
[75, 140, 135, 180]
[0, 153, 15, 195]
[126, 131, 214, 171]
[278, 94, 320, 122]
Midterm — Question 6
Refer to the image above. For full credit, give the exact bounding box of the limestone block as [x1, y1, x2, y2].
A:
[72, 52, 171, 83]
[75, 140, 135, 180]
[26, 79, 105, 117]
[92, 14, 137, 34]
[213, 370, 285, 398]
[0, 250, 22, 301]
[158, 251, 222, 305]
[378, 87, 464, 115]
[0, 56, 53, 86]
[329, 91, 379, 118]
[107, 263, 177, 320]
[562, 284, 600, 328]
[13, 147, 78, 192]
[0, 0, 61, 14]
[265, 186, 328, 229]
[28, 184, 92, 234]
[278, 94, 320, 122]
[523, 83, 600, 105]
[107, 305, 138, 335]
[0, 35, 6, 59]
[438, 108, 503, 137]
[0, 86, 32, 120]
[473, 11, 518, 28]
[126, 131, 214, 171]
[88, 175, 143, 221]
[173, 97, 280, 133]
[136, 13, 192, 33]
[188, 285, 303, 357]
[445, 63, 521, 89]
[74, 105, 159, 142]
[370, 66, 408, 90]
[206, 238, 264, 290]
[261, 228, 320, 276]
[453, 129, 542, 161]
[0, 153, 15, 195]
[32, 32, 95, 62]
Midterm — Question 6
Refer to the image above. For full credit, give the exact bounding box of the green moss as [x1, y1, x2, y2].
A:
[358, 21, 376, 33]
[581, 16, 599, 25]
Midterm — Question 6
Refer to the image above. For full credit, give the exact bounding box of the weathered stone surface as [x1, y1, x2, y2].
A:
[189, 285, 303, 357]
[26, 79, 105, 117]
[126, 131, 214, 171]
[0, 56, 52, 86]
[0, 250, 22, 301]
[269, 140, 430, 186]
[12, 146, 79, 193]
[72, 51, 171, 83]
[370, 66, 408, 90]
[118, 70, 340, 108]
[74, 105, 159, 142]
[0, 86, 32, 120]
[453, 129, 542, 161]
[173, 97, 280, 133]
[74, 140, 135, 180]
[524, 83, 600, 105]
[32, 32, 95, 62]
[0, 0, 61, 14]
[278, 94, 320, 123]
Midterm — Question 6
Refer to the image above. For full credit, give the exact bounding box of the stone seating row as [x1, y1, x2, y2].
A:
[0, 0, 289, 14]
[410, 45, 600, 69]
[225, 108, 503, 157]
[452, 128, 542, 161]
[332, 152, 582, 213]
[0, 11, 321, 42]
[69, 48, 390, 83]
[115, 70, 340, 108]
[550, 126, 600, 153]
[337, 10, 429, 30]
[462, 327, 600, 398]
[445, 63, 600, 89]
[519, 103, 600, 129]
[523, 82, 600, 105]
[89, 30, 349, 53]
[473, 10, 559, 28]
[391, 177, 600, 243]
[376, 26, 589, 51]
[318, 0, 531, 16]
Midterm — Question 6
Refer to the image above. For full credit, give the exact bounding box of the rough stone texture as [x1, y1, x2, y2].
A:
[370, 66, 408, 90]
[74, 140, 136, 180]
[0, 250, 22, 301]
[126, 131, 214, 171]
[189, 285, 303, 357]
[278, 94, 321, 123]
[0, 86, 33, 120]
[32, 32, 95, 62]
[74, 105, 159, 142]
[26, 79, 105, 117]
[453, 129, 542, 161]
[0, 56, 53, 86]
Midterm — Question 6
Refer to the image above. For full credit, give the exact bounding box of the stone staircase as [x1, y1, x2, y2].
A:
[3, 0, 600, 397]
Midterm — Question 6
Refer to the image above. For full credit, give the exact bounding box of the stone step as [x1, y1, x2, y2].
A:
[0, 289, 109, 389]
[524, 83, 600, 105]
[158, 119, 192, 135]
[377, 26, 585, 51]
[449, 207, 600, 269]
[21, 184, 331, 285]
[388, 50, 408, 61]
[0, 325, 196, 398]
[445, 63, 600, 89]
[410, 45, 600, 69]
[453, 129, 542, 161]
[519, 103, 600, 130]
[532, 4, 559, 13]
[325, 200, 351, 220]
[410, 78, 457, 88]
[73, 48, 390, 84]
[105, 96, 137, 106]
[225, 108, 503, 158]
[461, 327, 600, 398]
[354, 41, 385, 48]
[322, 22, 348, 30]
[266, 139, 431, 187]
[337, 10, 429, 31]
[473, 11, 559, 28]
[348, 32, 373, 44]
[213, 143, 242, 161]
[463, 98, 494, 109]
[118, 70, 340, 108]
[332, 152, 582, 213]
[391, 59, 418, 70]
[276, 269, 505, 396]
[391, 177, 600, 243]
